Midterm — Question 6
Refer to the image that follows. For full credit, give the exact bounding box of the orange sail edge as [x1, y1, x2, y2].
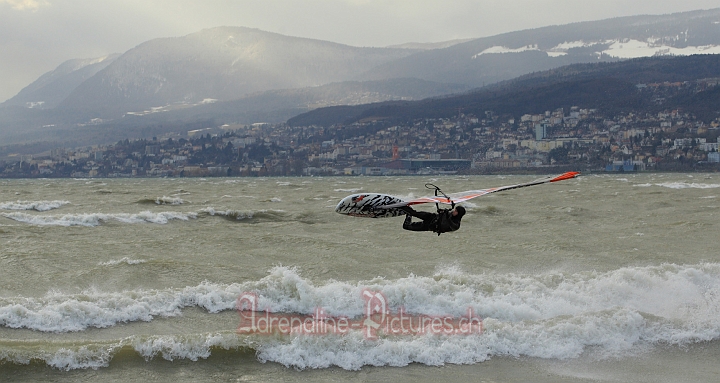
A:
[549, 171, 580, 182]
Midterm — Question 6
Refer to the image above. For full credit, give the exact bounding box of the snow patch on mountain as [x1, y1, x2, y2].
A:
[600, 39, 720, 58]
[474, 38, 720, 59]
[472, 44, 540, 58]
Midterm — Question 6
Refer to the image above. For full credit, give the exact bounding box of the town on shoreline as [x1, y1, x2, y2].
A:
[2, 95, 720, 178]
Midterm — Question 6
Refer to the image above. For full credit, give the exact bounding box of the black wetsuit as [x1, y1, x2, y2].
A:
[402, 207, 463, 235]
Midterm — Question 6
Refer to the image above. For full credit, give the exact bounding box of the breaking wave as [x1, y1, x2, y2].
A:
[636, 182, 720, 189]
[98, 257, 148, 266]
[0, 200, 71, 211]
[0, 207, 321, 226]
[0, 334, 245, 371]
[1, 263, 720, 370]
[136, 196, 186, 205]
[198, 207, 318, 223]
[334, 188, 363, 193]
[0, 211, 197, 226]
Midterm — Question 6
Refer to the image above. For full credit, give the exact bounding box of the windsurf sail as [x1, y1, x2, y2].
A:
[379, 171, 580, 209]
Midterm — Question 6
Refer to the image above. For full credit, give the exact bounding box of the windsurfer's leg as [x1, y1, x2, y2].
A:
[403, 214, 433, 231]
[412, 211, 436, 221]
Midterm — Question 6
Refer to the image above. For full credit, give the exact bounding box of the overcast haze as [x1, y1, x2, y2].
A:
[1, 0, 719, 103]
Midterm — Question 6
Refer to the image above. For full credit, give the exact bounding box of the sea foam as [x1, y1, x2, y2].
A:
[0, 211, 197, 226]
[0, 333, 244, 370]
[650, 182, 720, 189]
[98, 257, 147, 266]
[1, 264, 719, 370]
[0, 200, 71, 211]
[154, 196, 185, 205]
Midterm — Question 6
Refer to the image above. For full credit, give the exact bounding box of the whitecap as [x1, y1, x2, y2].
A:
[0, 200, 71, 211]
[98, 257, 147, 266]
[653, 182, 720, 189]
[334, 188, 363, 192]
[154, 196, 184, 205]
[1, 264, 719, 371]
[0, 211, 196, 227]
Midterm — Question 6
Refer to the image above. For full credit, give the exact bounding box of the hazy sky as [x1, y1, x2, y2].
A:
[1, 0, 719, 102]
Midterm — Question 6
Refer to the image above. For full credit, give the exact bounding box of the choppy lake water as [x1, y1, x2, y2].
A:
[1, 173, 719, 382]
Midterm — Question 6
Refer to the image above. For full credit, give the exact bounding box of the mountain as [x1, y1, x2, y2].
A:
[3, 9, 720, 149]
[9, 8, 720, 119]
[287, 54, 720, 127]
[154, 77, 468, 122]
[2, 54, 120, 109]
[358, 9, 720, 87]
[385, 39, 475, 50]
[55, 27, 419, 116]
[0, 78, 467, 149]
